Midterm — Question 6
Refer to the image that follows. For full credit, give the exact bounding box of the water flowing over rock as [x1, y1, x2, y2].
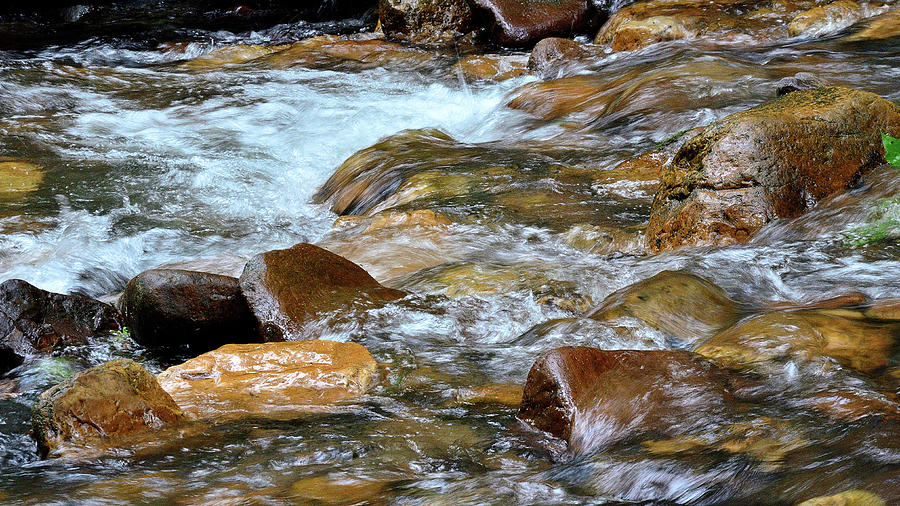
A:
[797, 489, 886, 506]
[120, 269, 259, 355]
[31, 359, 184, 458]
[0, 279, 120, 375]
[378, 0, 475, 45]
[472, 0, 599, 46]
[527, 37, 593, 77]
[647, 86, 900, 252]
[590, 270, 742, 346]
[156, 340, 378, 420]
[695, 309, 899, 374]
[238, 243, 406, 341]
[518, 347, 736, 454]
[789, 0, 866, 38]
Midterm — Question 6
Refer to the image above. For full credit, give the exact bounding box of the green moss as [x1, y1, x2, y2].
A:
[843, 196, 900, 246]
[884, 133, 900, 167]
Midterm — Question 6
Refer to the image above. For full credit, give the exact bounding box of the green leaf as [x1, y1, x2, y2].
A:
[884, 133, 900, 167]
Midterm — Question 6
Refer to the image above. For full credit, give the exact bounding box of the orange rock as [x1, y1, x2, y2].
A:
[157, 340, 378, 420]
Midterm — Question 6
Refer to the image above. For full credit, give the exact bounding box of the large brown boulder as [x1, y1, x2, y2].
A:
[0, 279, 120, 375]
[472, 0, 598, 47]
[590, 270, 742, 346]
[647, 87, 900, 251]
[120, 269, 259, 354]
[157, 340, 378, 420]
[518, 347, 735, 454]
[31, 359, 184, 458]
[239, 243, 405, 341]
[378, 0, 475, 45]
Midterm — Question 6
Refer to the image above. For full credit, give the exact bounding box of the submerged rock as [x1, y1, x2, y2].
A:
[695, 310, 899, 374]
[0, 158, 43, 202]
[518, 347, 735, 454]
[842, 7, 900, 42]
[590, 270, 742, 346]
[31, 359, 184, 458]
[157, 341, 378, 420]
[453, 54, 528, 81]
[472, 0, 598, 46]
[120, 269, 259, 354]
[239, 243, 405, 341]
[253, 34, 439, 72]
[789, 0, 866, 38]
[379, 0, 474, 45]
[647, 87, 900, 251]
[797, 489, 886, 506]
[0, 279, 120, 375]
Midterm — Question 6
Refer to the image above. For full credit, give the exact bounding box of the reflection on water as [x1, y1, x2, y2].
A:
[1, 17, 900, 505]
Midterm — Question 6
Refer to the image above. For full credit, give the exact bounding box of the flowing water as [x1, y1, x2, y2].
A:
[1, 14, 900, 505]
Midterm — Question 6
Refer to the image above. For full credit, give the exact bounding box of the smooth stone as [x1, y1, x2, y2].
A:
[239, 243, 405, 341]
[471, 0, 598, 47]
[775, 72, 827, 97]
[455, 383, 524, 407]
[590, 270, 742, 346]
[31, 359, 184, 458]
[796, 490, 886, 506]
[527, 37, 591, 76]
[453, 54, 528, 81]
[789, 0, 864, 38]
[157, 340, 378, 420]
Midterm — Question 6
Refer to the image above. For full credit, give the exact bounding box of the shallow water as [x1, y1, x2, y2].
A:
[1, 15, 900, 505]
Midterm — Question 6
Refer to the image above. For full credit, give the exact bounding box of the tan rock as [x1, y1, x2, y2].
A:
[157, 340, 378, 420]
[0, 158, 42, 200]
[289, 474, 386, 504]
[455, 383, 523, 407]
[843, 8, 900, 42]
[453, 54, 527, 81]
[182, 44, 286, 68]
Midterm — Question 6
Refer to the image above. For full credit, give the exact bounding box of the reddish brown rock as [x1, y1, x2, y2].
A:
[518, 347, 735, 453]
[647, 87, 900, 251]
[120, 269, 259, 354]
[0, 279, 120, 375]
[239, 243, 406, 341]
[472, 0, 598, 47]
[31, 359, 184, 458]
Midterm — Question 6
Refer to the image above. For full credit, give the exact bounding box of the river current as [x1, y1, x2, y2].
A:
[1, 15, 900, 505]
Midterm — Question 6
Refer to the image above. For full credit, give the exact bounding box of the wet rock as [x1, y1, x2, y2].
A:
[797, 490, 886, 506]
[239, 243, 405, 341]
[767, 292, 868, 312]
[453, 54, 528, 81]
[379, 0, 474, 45]
[647, 87, 900, 251]
[695, 310, 899, 374]
[120, 269, 259, 354]
[776, 72, 827, 97]
[563, 224, 645, 256]
[289, 474, 386, 504]
[590, 270, 742, 346]
[157, 340, 378, 420]
[808, 390, 900, 423]
[472, 0, 598, 47]
[258, 34, 438, 72]
[0, 279, 120, 375]
[31, 359, 184, 458]
[312, 128, 641, 231]
[527, 37, 591, 76]
[182, 44, 287, 68]
[518, 347, 735, 453]
[789, 0, 865, 38]
[843, 7, 900, 42]
[866, 299, 900, 321]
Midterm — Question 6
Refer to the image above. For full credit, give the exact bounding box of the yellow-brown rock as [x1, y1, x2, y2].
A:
[453, 54, 527, 82]
[796, 490, 886, 506]
[789, 0, 863, 38]
[289, 474, 386, 504]
[182, 44, 286, 68]
[157, 340, 378, 420]
[695, 310, 898, 374]
[843, 8, 900, 42]
[0, 158, 42, 200]
[455, 383, 524, 407]
[260, 35, 436, 71]
[591, 270, 742, 346]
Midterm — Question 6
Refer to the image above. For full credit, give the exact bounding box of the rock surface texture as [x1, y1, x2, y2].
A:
[0, 279, 120, 374]
[120, 269, 259, 353]
[31, 359, 183, 457]
[518, 347, 735, 454]
[239, 243, 405, 341]
[472, 0, 597, 46]
[157, 340, 378, 419]
[647, 87, 900, 251]
[378, 0, 474, 45]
